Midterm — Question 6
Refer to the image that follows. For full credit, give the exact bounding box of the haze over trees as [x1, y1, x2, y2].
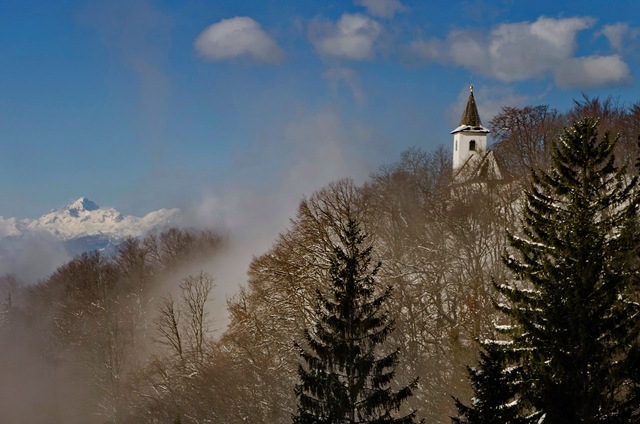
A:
[0, 97, 639, 423]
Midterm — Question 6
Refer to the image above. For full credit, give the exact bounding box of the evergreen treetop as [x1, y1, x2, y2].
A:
[501, 118, 640, 423]
[293, 218, 422, 424]
[452, 340, 530, 424]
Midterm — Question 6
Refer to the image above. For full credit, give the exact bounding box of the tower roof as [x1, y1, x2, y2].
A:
[459, 85, 482, 127]
[451, 85, 489, 134]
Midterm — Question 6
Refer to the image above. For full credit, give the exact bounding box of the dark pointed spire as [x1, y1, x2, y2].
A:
[459, 85, 482, 127]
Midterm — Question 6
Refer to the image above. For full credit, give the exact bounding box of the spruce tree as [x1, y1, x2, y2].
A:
[491, 118, 640, 423]
[293, 218, 421, 424]
[452, 341, 530, 424]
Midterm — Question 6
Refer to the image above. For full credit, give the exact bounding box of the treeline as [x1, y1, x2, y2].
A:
[0, 97, 639, 423]
[491, 96, 640, 177]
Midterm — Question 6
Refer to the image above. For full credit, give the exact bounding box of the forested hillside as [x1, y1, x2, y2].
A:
[0, 97, 639, 423]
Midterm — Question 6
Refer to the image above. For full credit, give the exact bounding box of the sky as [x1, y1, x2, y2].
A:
[2, 0, 640, 230]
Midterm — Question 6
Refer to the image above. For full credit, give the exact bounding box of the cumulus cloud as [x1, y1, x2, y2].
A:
[405, 16, 631, 89]
[555, 55, 631, 88]
[355, 0, 407, 18]
[447, 30, 492, 71]
[309, 14, 382, 60]
[488, 17, 594, 81]
[194, 16, 284, 64]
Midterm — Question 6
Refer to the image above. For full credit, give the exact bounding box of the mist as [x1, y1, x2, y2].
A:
[0, 232, 71, 283]
[0, 103, 383, 424]
[181, 109, 376, 323]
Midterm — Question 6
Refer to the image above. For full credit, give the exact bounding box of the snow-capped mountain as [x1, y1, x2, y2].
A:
[0, 197, 182, 256]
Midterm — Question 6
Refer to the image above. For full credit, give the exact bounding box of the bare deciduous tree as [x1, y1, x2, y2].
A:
[490, 105, 565, 177]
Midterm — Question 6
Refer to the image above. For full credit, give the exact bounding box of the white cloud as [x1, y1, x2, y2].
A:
[194, 16, 284, 64]
[599, 23, 640, 52]
[355, 0, 407, 18]
[601, 23, 628, 51]
[447, 29, 492, 72]
[555, 55, 631, 88]
[310, 14, 382, 60]
[403, 29, 490, 69]
[405, 16, 631, 89]
[487, 17, 595, 81]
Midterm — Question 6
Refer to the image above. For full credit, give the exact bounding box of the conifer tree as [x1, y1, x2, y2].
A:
[485, 118, 640, 423]
[293, 218, 422, 424]
[452, 341, 530, 424]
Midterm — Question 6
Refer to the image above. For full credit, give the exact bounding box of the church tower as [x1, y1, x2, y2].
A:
[451, 86, 490, 169]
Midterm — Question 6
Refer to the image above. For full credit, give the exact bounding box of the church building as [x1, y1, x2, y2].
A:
[451, 86, 504, 185]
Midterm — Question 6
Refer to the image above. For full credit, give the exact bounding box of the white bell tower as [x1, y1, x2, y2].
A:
[451, 86, 490, 170]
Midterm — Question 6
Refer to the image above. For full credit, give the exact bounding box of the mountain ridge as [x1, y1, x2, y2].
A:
[0, 197, 183, 255]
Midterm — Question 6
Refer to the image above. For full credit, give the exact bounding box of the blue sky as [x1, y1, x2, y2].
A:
[2, 0, 640, 225]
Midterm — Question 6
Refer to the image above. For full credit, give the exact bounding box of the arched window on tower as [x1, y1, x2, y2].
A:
[469, 140, 476, 151]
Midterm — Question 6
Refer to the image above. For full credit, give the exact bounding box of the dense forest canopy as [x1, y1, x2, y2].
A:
[1, 97, 639, 423]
